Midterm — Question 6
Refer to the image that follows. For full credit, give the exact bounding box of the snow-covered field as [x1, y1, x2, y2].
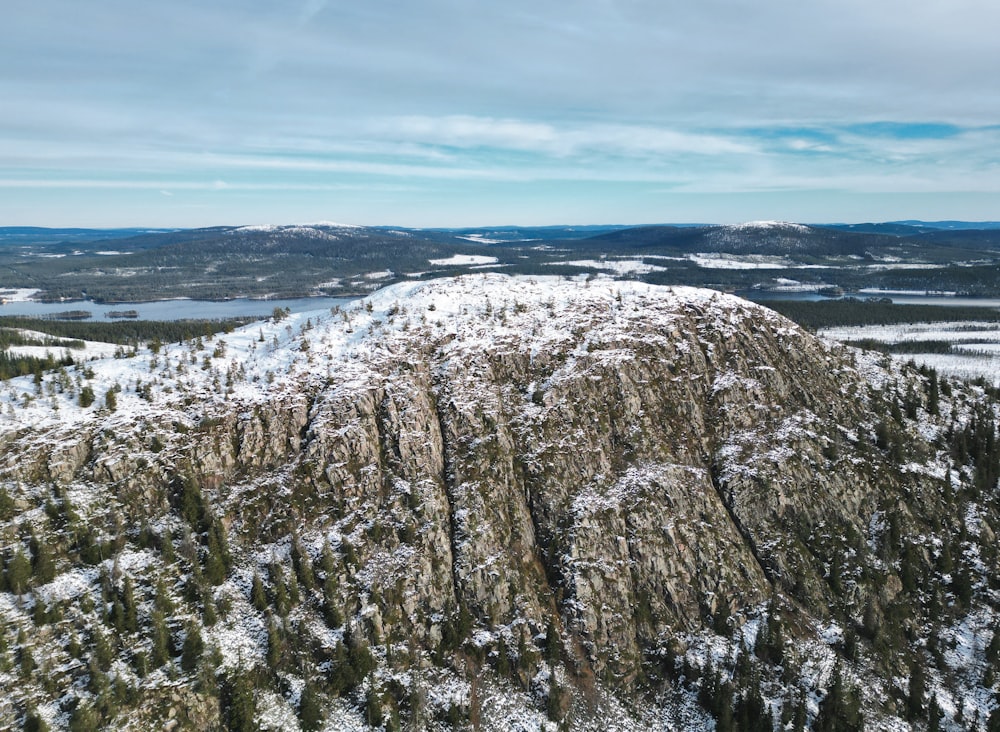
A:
[687, 253, 828, 270]
[545, 259, 667, 275]
[0, 288, 42, 302]
[428, 254, 499, 266]
[820, 321, 1000, 385]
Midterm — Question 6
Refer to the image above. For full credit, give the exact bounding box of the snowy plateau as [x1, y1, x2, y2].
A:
[0, 274, 998, 731]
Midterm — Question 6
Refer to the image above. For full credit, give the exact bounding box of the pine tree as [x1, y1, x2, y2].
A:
[816, 663, 863, 732]
[121, 576, 138, 633]
[151, 611, 170, 668]
[222, 671, 258, 732]
[160, 527, 175, 564]
[93, 627, 113, 672]
[251, 572, 267, 612]
[291, 538, 316, 591]
[5, 549, 32, 595]
[30, 534, 55, 584]
[319, 541, 337, 576]
[266, 619, 283, 671]
[23, 708, 49, 732]
[298, 679, 323, 731]
[181, 622, 204, 673]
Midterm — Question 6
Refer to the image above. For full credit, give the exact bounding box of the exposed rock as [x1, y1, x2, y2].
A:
[0, 275, 997, 730]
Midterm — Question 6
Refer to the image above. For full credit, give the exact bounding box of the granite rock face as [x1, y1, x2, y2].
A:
[1, 275, 997, 730]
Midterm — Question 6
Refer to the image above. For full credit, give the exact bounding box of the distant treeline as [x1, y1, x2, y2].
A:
[761, 299, 1000, 330]
[0, 316, 257, 346]
[841, 339, 956, 355]
[0, 350, 76, 381]
[0, 328, 84, 350]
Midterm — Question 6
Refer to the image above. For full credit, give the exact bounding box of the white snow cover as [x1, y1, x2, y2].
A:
[0, 274, 786, 440]
[0, 288, 42, 302]
[730, 220, 811, 232]
[820, 321, 1000, 385]
[546, 259, 667, 275]
[687, 253, 828, 270]
[427, 254, 499, 266]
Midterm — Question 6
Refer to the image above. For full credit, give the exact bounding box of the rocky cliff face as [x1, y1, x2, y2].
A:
[0, 274, 997, 731]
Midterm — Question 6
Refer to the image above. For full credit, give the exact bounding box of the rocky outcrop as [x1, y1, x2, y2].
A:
[1, 275, 997, 730]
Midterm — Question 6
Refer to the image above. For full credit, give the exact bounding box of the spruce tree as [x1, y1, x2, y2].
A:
[181, 622, 204, 673]
[30, 534, 55, 585]
[907, 657, 926, 721]
[222, 671, 258, 732]
[151, 611, 170, 668]
[251, 572, 267, 612]
[298, 680, 323, 732]
[5, 549, 32, 595]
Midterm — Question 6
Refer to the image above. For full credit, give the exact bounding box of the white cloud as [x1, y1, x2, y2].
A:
[3, 0, 1000, 225]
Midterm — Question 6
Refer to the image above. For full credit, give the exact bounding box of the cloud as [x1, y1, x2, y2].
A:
[4, 0, 1000, 225]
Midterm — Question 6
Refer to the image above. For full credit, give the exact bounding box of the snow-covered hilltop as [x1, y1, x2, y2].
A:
[1, 275, 998, 731]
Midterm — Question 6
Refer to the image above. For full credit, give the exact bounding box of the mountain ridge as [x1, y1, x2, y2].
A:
[0, 275, 998, 730]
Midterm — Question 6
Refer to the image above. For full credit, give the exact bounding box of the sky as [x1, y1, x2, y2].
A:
[3, 0, 1000, 228]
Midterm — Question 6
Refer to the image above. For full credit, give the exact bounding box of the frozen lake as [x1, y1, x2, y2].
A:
[0, 296, 355, 322]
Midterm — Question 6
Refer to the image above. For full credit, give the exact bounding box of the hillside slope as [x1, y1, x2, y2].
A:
[0, 275, 998, 731]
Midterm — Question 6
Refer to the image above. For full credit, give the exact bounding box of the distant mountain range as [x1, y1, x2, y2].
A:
[2, 220, 1000, 302]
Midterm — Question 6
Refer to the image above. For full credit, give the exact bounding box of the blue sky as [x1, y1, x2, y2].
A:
[3, 0, 1000, 227]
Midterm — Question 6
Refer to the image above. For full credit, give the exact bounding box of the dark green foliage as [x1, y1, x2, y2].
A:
[251, 572, 267, 612]
[68, 703, 101, 732]
[298, 680, 323, 731]
[204, 520, 232, 585]
[987, 631, 1000, 667]
[19, 645, 35, 678]
[202, 588, 218, 626]
[791, 689, 807, 732]
[5, 549, 32, 594]
[181, 622, 204, 673]
[291, 539, 316, 592]
[221, 671, 258, 732]
[0, 350, 75, 381]
[160, 527, 175, 564]
[764, 300, 1000, 331]
[23, 708, 49, 732]
[92, 627, 113, 672]
[322, 577, 343, 628]
[754, 596, 785, 666]
[547, 680, 567, 722]
[266, 620, 284, 671]
[29, 534, 55, 584]
[988, 692, 1000, 732]
[78, 385, 95, 408]
[815, 664, 863, 732]
[0, 316, 255, 348]
[121, 577, 138, 633]
[927, 694, 943, 732]
[0, 487, 14, 521]
[266, 563, 290, 616]
[328, 630, 375, 696]
[494, 637, 511, 677]
[319, 542, 337, 576]
[150, 611, 170, 668]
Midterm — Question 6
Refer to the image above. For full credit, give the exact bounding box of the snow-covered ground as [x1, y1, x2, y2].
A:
[0, 288, 42, 302]
[427, 254, 499, 266]
[545, 259, 667, 275]
[687, 253, 829, 270]
[820, 321, 1000, 385]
